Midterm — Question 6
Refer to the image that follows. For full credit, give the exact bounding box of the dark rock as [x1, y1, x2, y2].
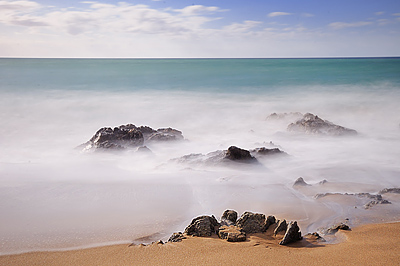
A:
[326, 223, 351, 235]
[274, 220, 287, 235]
[224, 146, 257, 162]
[287, 113, 357, 136]
[379, 188, 400, 194]
[221, 210, 238, 226]
[279, 221, 302, 245]
[184, 215, 220, 237]
[147, 128, 184, 142]
[249, 147, 286, 158]
[293, 177, 310, 187]
[172, 146, 260, 165]
[168, 232, 186, 243]
[305, 232, 326, 242]
[81, 124, 184, 152]
[218, 225, 246, 242]
[236, 212, 274, 234]
[83, 124, 144, 151]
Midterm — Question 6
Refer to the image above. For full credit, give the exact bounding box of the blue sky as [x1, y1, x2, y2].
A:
[0, 0, 399, 57]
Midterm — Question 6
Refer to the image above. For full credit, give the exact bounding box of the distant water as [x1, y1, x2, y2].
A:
[1, 58, 400, 255]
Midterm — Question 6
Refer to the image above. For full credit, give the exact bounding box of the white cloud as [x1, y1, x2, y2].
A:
[329, 21, 373, 30]
[302, 13, 314, 18]
[375, 11, 384, 16]
[173, 5, 220, 16]
[268, 12, 291, 17]
[222, 20, 261, 33]
[0, 0, 39, 10]
[392, 13, 400, 16]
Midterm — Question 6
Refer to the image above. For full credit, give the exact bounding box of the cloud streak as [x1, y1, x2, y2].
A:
[329, 21, 373, 30]
[268, 12, 291, 17]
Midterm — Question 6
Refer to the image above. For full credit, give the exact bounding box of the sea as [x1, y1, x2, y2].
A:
[1, 58, 400, 254]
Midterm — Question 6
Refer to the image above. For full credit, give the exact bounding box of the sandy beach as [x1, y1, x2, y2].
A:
[1, 221, 399, 266]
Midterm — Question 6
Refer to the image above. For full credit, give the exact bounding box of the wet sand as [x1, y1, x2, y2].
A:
[1, 222, 399, 266]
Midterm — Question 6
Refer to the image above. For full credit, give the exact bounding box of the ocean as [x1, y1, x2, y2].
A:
[1, 58, 400, 254]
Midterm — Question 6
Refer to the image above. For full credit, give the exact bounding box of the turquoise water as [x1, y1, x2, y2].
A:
[1, 58, 399, 92]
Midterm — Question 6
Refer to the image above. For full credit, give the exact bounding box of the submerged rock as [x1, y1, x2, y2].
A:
[266, 112, 303, 121]
[224, 146, 257, 162]
[218, 225, 246, 242]
[379, 188, 400, 194]
[249, 147, 286, 158]
[287, 113, 357, 136]
[184, 215, 220, 237]
[81, 124, 184, 152]
[293, 177, 310, 187]
[326, 223, 351, 235]
[279, 221, 302, 245]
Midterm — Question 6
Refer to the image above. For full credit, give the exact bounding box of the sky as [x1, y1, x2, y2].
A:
[0, 0, 400, 58]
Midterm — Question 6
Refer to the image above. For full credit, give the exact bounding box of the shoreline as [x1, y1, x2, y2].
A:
[1, 221, 399, 265]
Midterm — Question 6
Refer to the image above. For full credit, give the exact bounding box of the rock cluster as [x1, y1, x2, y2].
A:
[80, 124, 184, 152]
[287, 113, 357, 136]
[167, 210, 302, 246]
[325, 223, 351, 235]
[172, 146, 285, 166]
[314, 192, 391, 209]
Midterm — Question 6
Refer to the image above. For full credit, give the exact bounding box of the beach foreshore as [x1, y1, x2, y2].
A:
[1, 222, 399, 266]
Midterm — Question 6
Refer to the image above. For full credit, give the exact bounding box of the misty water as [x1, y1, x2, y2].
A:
[0, 58, 400, 254]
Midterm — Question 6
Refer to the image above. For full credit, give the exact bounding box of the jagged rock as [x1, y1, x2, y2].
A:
[279, 221, 302, 245]
[218, 225, 246, 242]
[236, 212, 275, 233]
[249, 147, 286, 158]
[81, 124, 184, 152]
[221, 210, 238, 226]
[147, 128, 184, 142]
[168, 232, 186, 243]
[184, 215, 220, 237]
[287, 113, 357, 136]
[293, 177, 309, 187]
[379, 188, 400, 194]
[274, 220, 287, 235]
[326, 223, 351, 235]
[83, 124, 144, 151]
[224, 146, 257, 162]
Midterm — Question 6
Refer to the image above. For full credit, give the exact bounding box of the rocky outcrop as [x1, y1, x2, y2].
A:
[165, 210, 304, 246]
[221, 210, 238, 226]
[287, 113, 357, 136]
[293, 177, 310, 187]
[279, 221, 302, 245]
[81, 124, 184, 152]
[315, 192, 391, 209]
[325, 223, 351, 235]
[249, 147, 286, 158]
[218, 225, 246, 242]
[236, 212, 275, 234]
[274, 220, 287, 235]
[172, 146, 284, 166]
[184, 215, 220, 237]
[168, 232, 186, 243]
[224, 146, 257, 162]
[379, 188, 400, 194]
